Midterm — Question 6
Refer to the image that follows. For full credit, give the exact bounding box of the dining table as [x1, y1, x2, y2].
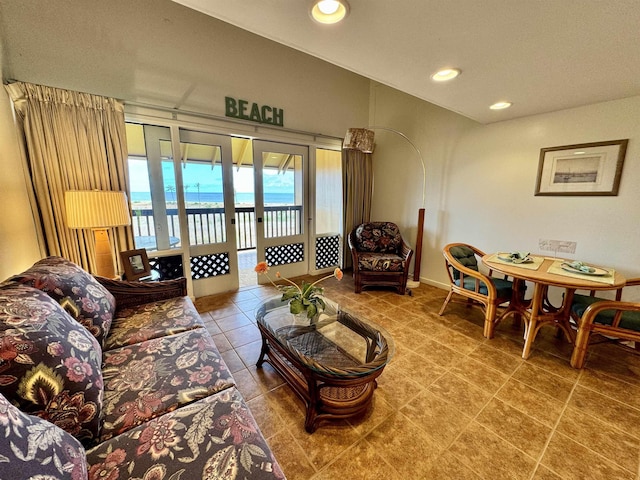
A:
[482, 253, 626, 359]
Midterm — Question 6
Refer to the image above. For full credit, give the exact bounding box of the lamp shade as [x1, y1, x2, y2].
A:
[343, 128, 375, 153]
[65, 190, 131, 228]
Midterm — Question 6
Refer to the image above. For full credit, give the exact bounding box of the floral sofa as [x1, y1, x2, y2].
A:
[0, 256, 284, 480]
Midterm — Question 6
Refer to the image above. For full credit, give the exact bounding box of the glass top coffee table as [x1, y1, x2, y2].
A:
[256, 296, 394, 433]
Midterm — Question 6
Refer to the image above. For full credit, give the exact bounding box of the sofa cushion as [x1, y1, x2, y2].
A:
[0, 283, 104, 446]
[10, 256, 116, 348]
[355, 222, 402, 253]
[105, 296, 203, 350]
[0, 392, 88, 480]
[357, 252, 406, 272]
[100, 328, 235, 441]
[87, 387, 284, 480]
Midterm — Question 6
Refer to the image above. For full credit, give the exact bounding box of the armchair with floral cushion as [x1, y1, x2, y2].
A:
[348, 222, 413, 294]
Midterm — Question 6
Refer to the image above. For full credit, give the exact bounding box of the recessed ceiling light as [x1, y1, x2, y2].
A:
[489, 101, 512, 110]
[431, 68, 461, 82]
[574, 151, 586, 155]
[310, 0, 349, 24]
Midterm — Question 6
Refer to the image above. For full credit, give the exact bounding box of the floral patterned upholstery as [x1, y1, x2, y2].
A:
[348, 222, 413, 294]
[0, 282, 104, 446]
[0, 392, 88, 480]
[356, 253, 406, 272]
[10, 256, 116, 348]
[105, 296, 203, 350]
[355, 222, 403, 253]
[87, 387, 284, 480]
[100, 328, 235, 442]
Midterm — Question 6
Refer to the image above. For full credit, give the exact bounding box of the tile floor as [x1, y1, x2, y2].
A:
[194, 273, 640, 480]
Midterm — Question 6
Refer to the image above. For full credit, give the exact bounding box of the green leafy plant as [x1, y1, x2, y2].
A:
[255, 261, 343, 318]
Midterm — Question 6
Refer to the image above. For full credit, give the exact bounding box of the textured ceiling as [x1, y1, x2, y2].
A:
[173, 0, 640, 124]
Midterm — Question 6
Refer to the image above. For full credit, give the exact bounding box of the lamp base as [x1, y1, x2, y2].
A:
[407, 279, 421, 289]
[93, 228, 116, 278]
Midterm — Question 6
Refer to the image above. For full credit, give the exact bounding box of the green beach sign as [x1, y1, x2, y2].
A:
[225, 96, 284, 127]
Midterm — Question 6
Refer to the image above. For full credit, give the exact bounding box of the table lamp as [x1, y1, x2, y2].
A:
[65, 190, 131, 278]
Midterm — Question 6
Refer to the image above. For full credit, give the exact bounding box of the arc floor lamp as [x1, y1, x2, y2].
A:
[343, 127, 426, 289]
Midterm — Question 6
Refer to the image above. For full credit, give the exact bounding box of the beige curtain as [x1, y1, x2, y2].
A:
[5, 82, 134, 273]
[342, 148, 373, 269]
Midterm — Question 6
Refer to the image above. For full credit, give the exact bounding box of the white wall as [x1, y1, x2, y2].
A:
[0, 38, 42, 280]
[0, 0, 370, 276]
[369, 83, 640, 300]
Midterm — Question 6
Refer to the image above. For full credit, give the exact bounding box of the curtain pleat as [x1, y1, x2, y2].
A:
[5, 82, 134, 274]
[342, 149, 373, 269]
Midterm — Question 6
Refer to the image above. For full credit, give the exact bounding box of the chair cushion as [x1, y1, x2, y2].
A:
[87, 387, 284, 480]
[357, 253, 406, 272]
[355, 222, 402, 253]
[456, 277, 513, 300]
[0, 283, 104, 447]
[0, 392, 88, 480]
[449, 245, 479, 280]
[10, 256, 116, 349]
[100, 328, 235, 442]
[105, 296, 203, 350]
[571, 294, 640, 331]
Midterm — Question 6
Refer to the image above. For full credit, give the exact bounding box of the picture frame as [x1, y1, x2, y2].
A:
[534, 139, 628, 196]
[120, 248, 151, 281]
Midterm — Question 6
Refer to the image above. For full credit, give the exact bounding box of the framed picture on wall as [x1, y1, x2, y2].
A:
[120, 248, 151, 281]
[534, 139, 628, 196]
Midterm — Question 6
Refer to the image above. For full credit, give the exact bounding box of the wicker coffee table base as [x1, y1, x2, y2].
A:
[256, 323, 383, 433]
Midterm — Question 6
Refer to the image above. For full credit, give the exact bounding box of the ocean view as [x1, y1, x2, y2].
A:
[130, 191, 294, 206]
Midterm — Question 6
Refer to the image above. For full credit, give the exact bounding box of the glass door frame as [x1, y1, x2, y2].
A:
[253, 140, 310, 282]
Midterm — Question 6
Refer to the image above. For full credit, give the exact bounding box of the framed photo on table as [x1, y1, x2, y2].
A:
[120, 248, 151, 281]
[534, 139, 628, 196]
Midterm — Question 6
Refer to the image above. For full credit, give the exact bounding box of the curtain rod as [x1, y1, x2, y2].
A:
[125, 100, 344, 142]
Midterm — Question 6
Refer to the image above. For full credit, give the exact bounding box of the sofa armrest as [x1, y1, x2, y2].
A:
[95, 276, 188, 309]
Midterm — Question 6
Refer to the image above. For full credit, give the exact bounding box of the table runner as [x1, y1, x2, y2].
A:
[547, 260, 616, 285]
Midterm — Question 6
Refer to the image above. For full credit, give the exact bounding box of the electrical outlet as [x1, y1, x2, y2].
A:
[538, 239, 577, 254]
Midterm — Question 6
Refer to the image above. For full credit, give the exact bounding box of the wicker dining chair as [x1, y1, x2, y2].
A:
[569, 278, 640, 368]
[439, 243, 517, 338]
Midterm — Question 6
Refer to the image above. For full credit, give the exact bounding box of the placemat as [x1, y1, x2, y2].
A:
[547, 260, 616, 285]
[486, 254, 543, 271]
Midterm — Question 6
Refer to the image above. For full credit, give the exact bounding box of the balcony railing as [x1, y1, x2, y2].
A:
[131, 205, 302, 251]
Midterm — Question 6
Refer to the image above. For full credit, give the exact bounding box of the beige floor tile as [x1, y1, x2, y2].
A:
[511, 362, 576, 402]
[568, 386, 640, 439]
[496, 378, 565, 428]
[365, 413, 443, 477]
[401, 390, 472, 446]
[423, 450, 484, 480]
[449, 357, 510, 394]
[468, 343, 523, 375]
[267, 430, 316, 480]
[312, 438, 402, 480]
[540, 432, 636, 480]
[215, 311, 252, 332]
[578, 367, 640, 410]
[448, 421, 537, 480]
[556, 406, 640, 473]
[428, 372, 493, 417]
[224, 323, 262, 348]
[475, 398, 552, 458]
[194, 273, 640, 479]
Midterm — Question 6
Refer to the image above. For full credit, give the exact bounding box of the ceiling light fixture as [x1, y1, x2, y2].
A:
[431, 68, 461, 82]
[310, 0, 349, 24]
[490, 101, 512, 110]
